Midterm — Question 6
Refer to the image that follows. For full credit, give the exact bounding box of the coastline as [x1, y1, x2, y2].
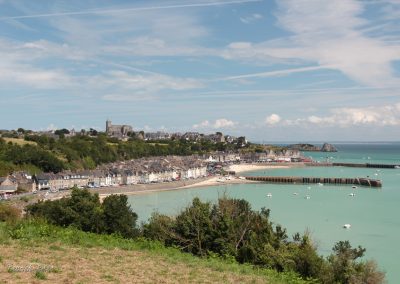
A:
[39, 163, 300, 202]
[94, 163, 296, 200]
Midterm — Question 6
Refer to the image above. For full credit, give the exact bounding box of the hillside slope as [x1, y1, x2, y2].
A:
[0, 221, 311, 284]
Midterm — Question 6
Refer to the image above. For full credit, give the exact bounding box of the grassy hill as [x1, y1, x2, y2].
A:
[0, 220, 311, 284]
[2, 138, 37, 146]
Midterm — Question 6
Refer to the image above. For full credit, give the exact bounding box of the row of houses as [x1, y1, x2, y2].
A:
[0, 156, 208, 194]
[35, 157, 207, 191]
[0, 172, 36, 194]
[1, 150, 305, 195]
[207, 149, 302, 164]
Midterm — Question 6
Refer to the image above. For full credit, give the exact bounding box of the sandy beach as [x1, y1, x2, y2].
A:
[226, 163, 291, 174]
[94, 163, 297, 200]
[94, 176, 257, 200]
[39, 163, 299, 201]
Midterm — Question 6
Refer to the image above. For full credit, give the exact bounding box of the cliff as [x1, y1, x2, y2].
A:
[321, 143, 338, 152]
[289, 143, 337, 152]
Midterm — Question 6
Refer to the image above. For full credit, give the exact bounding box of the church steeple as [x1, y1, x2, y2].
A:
[106, 119, 112, 133]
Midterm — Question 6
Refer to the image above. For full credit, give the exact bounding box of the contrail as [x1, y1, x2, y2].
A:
[0, 0, 261, 20]
[93, 59, 165, 76]
[218, 66, 328, 81]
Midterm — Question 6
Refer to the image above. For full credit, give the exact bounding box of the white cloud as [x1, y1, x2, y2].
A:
[214, 118, 236, 128]
[223, 0, 400, 87]
[193, 120, 210, 129]
[0, 39, 74, 89]
[240, 13, 263, 24]
[48, 8, 212, 58]
[308, 105, 400, 126]
[193, 118, 236, 129]
[273, 103, 400, 127]
[265, 114, 281, 125]
[99, 71, 203, 100]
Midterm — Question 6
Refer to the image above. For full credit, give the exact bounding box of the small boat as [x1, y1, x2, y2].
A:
[293, 192, 298, 195]
[305, 195, 311, 200]
[307, 186, 311, 190]
[349, 193, 355, 197]
[395, 165, 400, 169]
[318, 183, 323, 186]
[343, 224, 351, 229]
[266, 193, 272, 198]
[352, 186, 357, 189]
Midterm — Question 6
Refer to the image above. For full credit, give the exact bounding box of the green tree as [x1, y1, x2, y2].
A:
[102, 194, 138, 238]
[326, 240, 386, 284]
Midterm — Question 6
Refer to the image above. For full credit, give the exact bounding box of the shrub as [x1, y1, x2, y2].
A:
[0, 203, 20, 223]
[26, 188, 138, 237]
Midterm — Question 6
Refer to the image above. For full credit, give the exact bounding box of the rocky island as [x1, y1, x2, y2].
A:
[289, 142, 337, 152]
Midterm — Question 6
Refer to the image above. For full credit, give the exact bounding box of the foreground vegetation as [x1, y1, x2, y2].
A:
[0, 220, 311, 283]
[20, 189, 385, 283]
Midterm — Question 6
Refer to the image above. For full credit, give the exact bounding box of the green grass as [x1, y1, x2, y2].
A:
[35, 270, 47, 280]
[3, 138, 37, 146]
[0, 220, 315, 284]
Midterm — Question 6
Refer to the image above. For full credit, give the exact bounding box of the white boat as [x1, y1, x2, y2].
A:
[266, 193, 272, 198]
[349, 193, 355, 197]
[293, 192, 298, 195]
[395, 166, 400, 169]
[305, 195, 311, 200]
[318, 183, 323, 186]
[343, 224, 351, 229]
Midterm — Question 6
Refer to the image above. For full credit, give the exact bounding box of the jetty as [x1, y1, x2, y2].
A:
[245, 176, 382, 187]
[306, 162, 400, 169]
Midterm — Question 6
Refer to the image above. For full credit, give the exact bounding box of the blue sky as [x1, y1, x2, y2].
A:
[1, 0, 400, 142]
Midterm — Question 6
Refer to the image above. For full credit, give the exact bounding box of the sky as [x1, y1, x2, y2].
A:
[0, 0, 400, 142]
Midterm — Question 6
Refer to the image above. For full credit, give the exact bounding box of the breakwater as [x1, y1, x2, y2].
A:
[245, 176, 382, 187]
[305, 162, 400, 169]
[334, 163, 399, 169]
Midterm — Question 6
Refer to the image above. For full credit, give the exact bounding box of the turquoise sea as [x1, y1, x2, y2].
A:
[128, 143, 400, 283]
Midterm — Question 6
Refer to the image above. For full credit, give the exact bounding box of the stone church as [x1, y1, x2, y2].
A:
[106, 120, 133, 138]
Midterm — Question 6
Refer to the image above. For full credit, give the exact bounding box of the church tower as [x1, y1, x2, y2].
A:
[106, 119, 112, 134]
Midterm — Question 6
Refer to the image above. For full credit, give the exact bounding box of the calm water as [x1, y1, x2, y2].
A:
[128, 143, 400, 283]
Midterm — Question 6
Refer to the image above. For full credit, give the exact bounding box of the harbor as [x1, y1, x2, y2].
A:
[245, 175, 382, 187]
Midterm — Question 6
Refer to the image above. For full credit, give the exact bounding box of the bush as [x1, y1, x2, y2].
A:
[0, 203, 20, 223]
[26, 188, 138, 237]
[142, 196, 386, 283]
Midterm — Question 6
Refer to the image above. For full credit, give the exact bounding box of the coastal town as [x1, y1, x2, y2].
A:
[0, 120, 308, 198]
[0, 151, 305, 197]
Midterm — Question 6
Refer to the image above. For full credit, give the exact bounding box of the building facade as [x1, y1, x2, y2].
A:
[106, 120, 133, 138]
